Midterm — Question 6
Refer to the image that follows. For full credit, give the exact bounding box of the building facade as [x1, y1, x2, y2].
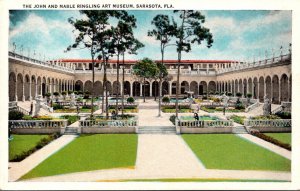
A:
[8, 50, 292, 104]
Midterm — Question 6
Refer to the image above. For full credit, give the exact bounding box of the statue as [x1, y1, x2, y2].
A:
[70, 92, 76, 109]
[34, 95, 43, 116]
[222, 93, 229, 115]
[263, 95, 271, 115]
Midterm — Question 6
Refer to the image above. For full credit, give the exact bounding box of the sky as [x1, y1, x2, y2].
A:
[9, 10, 292, 62]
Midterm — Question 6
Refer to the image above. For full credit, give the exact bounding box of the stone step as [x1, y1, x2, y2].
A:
[137, 126, 176, 134]
[233, 126, 248, 134]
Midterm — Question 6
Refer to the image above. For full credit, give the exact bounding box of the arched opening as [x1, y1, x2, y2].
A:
[112, 81, 121, 96]
[142, 81, 150, 97]
[181, 81, 189, 94]
[243, 79, 247, 97]
[105, 81, 112, 96]
[17, 74, 23, 101]
[133, 81, 141, 97]
[259, 76, 264, 102]
[234, 79, 238, 95]
[172, 82, 177, 95]
[37, 77, 41, 96]
[9, 72, 16, 101]
[238, 79, 243, 95]
[265, 76, 272, 100]
[75, 80, 83, 92]
[272, 75, 279, 104]
[31, 76, 36, 99]
[24, 75, 30, 101]
[94, 81, 103, 97]
[190, 81, 198, 96]
[124, 81, 131, 96]
[248, 78, 253, 97]
[280, 74, 289, 102]
[42, 77, 46, 97]
[253, 77, 258, 99]
[162, 81, 169, 96]
[152, 81, 159, 98]
[208, 81, 216, 95]
[199, 81, 207, 95]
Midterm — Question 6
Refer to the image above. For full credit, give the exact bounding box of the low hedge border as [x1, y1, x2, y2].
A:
[250, 131, 291, 151]
[10, 133, 61, 162]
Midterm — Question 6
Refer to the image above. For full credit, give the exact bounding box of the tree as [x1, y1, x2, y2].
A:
[67, 10, 125, 119]
[172, 10, 213, 119]
[110, 12, 138, 116]
[120, 39, 144, 115]
[133, 58, 159, 102]
[148, 14, 175, 117]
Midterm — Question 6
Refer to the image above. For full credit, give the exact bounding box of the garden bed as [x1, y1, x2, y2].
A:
[201, 106, 245, 113]
[9, 133, 60, 162]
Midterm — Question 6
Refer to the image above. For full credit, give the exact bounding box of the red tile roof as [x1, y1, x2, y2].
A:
[57, 59, 239, 64]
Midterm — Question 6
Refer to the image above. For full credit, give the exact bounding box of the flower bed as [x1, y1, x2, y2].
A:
[250, 131, 291, 151]
[201, 106, 245, 113]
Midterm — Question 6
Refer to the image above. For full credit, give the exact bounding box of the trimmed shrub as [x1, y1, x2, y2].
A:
[53, 92, 60, 97]
[74, 91, 78, 95]
[53, 104, 63, 110]
[9, 110, 24, 120]
[275, 111, 291, 119]
[127, 97, 135, 103]
[250, 131, 291, 151]
[45, 92, 51, 97]
[246, 93, 252, 98]
[162, 96, 170, 103]
[169, 115, 176, 125]
[236, 92, 242, 97]
[235, 99, 245, 110]
[227, 92, 232, 96]
[10, 133, 60, 162]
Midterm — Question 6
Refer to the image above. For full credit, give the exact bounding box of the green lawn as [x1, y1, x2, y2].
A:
[9, 134, 48, 161]
[182, 134, 290, 171]
[21, 134, 138, 180]
[119, 178, 288, 182]
[264, 133, 291, 145]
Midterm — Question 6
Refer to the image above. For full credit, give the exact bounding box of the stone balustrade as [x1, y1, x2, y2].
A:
[9, 120, 68, 128]
[80, 119, 138, 128]
[245, 101, 260, 112]
[176, 119, 233, 128]
[244, 119, 291, 128]
[9, 51, 74, 73]
[217, 53, 291, 75]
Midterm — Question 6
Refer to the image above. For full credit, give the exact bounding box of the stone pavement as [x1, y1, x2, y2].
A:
[9, 135, 77, 181]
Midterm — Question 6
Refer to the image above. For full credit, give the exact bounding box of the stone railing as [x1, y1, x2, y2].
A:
[271, 105, 283, 114]
[9, 120, 68, 128]
[217, 52, 291, 75]
[16, 106, 30, 115]
[245, 100, 260, 112]
[176, 119, 233, 128]
[200, 102, 236, 108]
[9, 101, 18, 109]
[281, 102, 291, 112]
[244, 119, 291, 128]
[9, 51, 74, 73]
[41, 102, 53, 112]
[80, 118, 138, 128]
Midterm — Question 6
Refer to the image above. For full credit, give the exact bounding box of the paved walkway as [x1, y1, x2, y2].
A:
[10, 98, 291, 182]
[9, 135, 77, 181]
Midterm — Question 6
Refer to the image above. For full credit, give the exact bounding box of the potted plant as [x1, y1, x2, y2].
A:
[127, 97, 135, 104]
[62, 91, 67, 100]
[162, 96, 170, 104]
[53, 92, 60, 102]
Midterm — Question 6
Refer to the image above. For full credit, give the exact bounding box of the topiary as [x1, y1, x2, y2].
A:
[162, 96, 170, 103]
[45, 92, 51, 97]
[227, 92, 232, 96]
[53, 92, 60, 97]
[246, 93, 252, 98]
[9, 110, 24, 120]
[236, 92, 242, 97]
[127, 97, 135, 103]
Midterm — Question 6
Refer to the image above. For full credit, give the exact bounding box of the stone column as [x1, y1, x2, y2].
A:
[140, 83, 143, 97]
[35, 83, 38, 98]
[40, 82, 42, 95]
[169, 82, 172, 96]
[278, 81, 281, 103]
[120, 81, 123, 96]
[252, 82, 255, 99]
[150, 82, 152, 97]
[29, 80, 32, 101]
[15, 77, 18, 101]
[130, 82, 133, 97]
[22, 78, 25, 102]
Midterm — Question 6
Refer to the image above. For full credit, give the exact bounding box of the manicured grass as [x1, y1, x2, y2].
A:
[264, 133, 291, 145]
[9, 134, 48, 161]
[182, 134, 290, 171]
[21, 134, 138, 180]
[118, 178, 288, 182]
